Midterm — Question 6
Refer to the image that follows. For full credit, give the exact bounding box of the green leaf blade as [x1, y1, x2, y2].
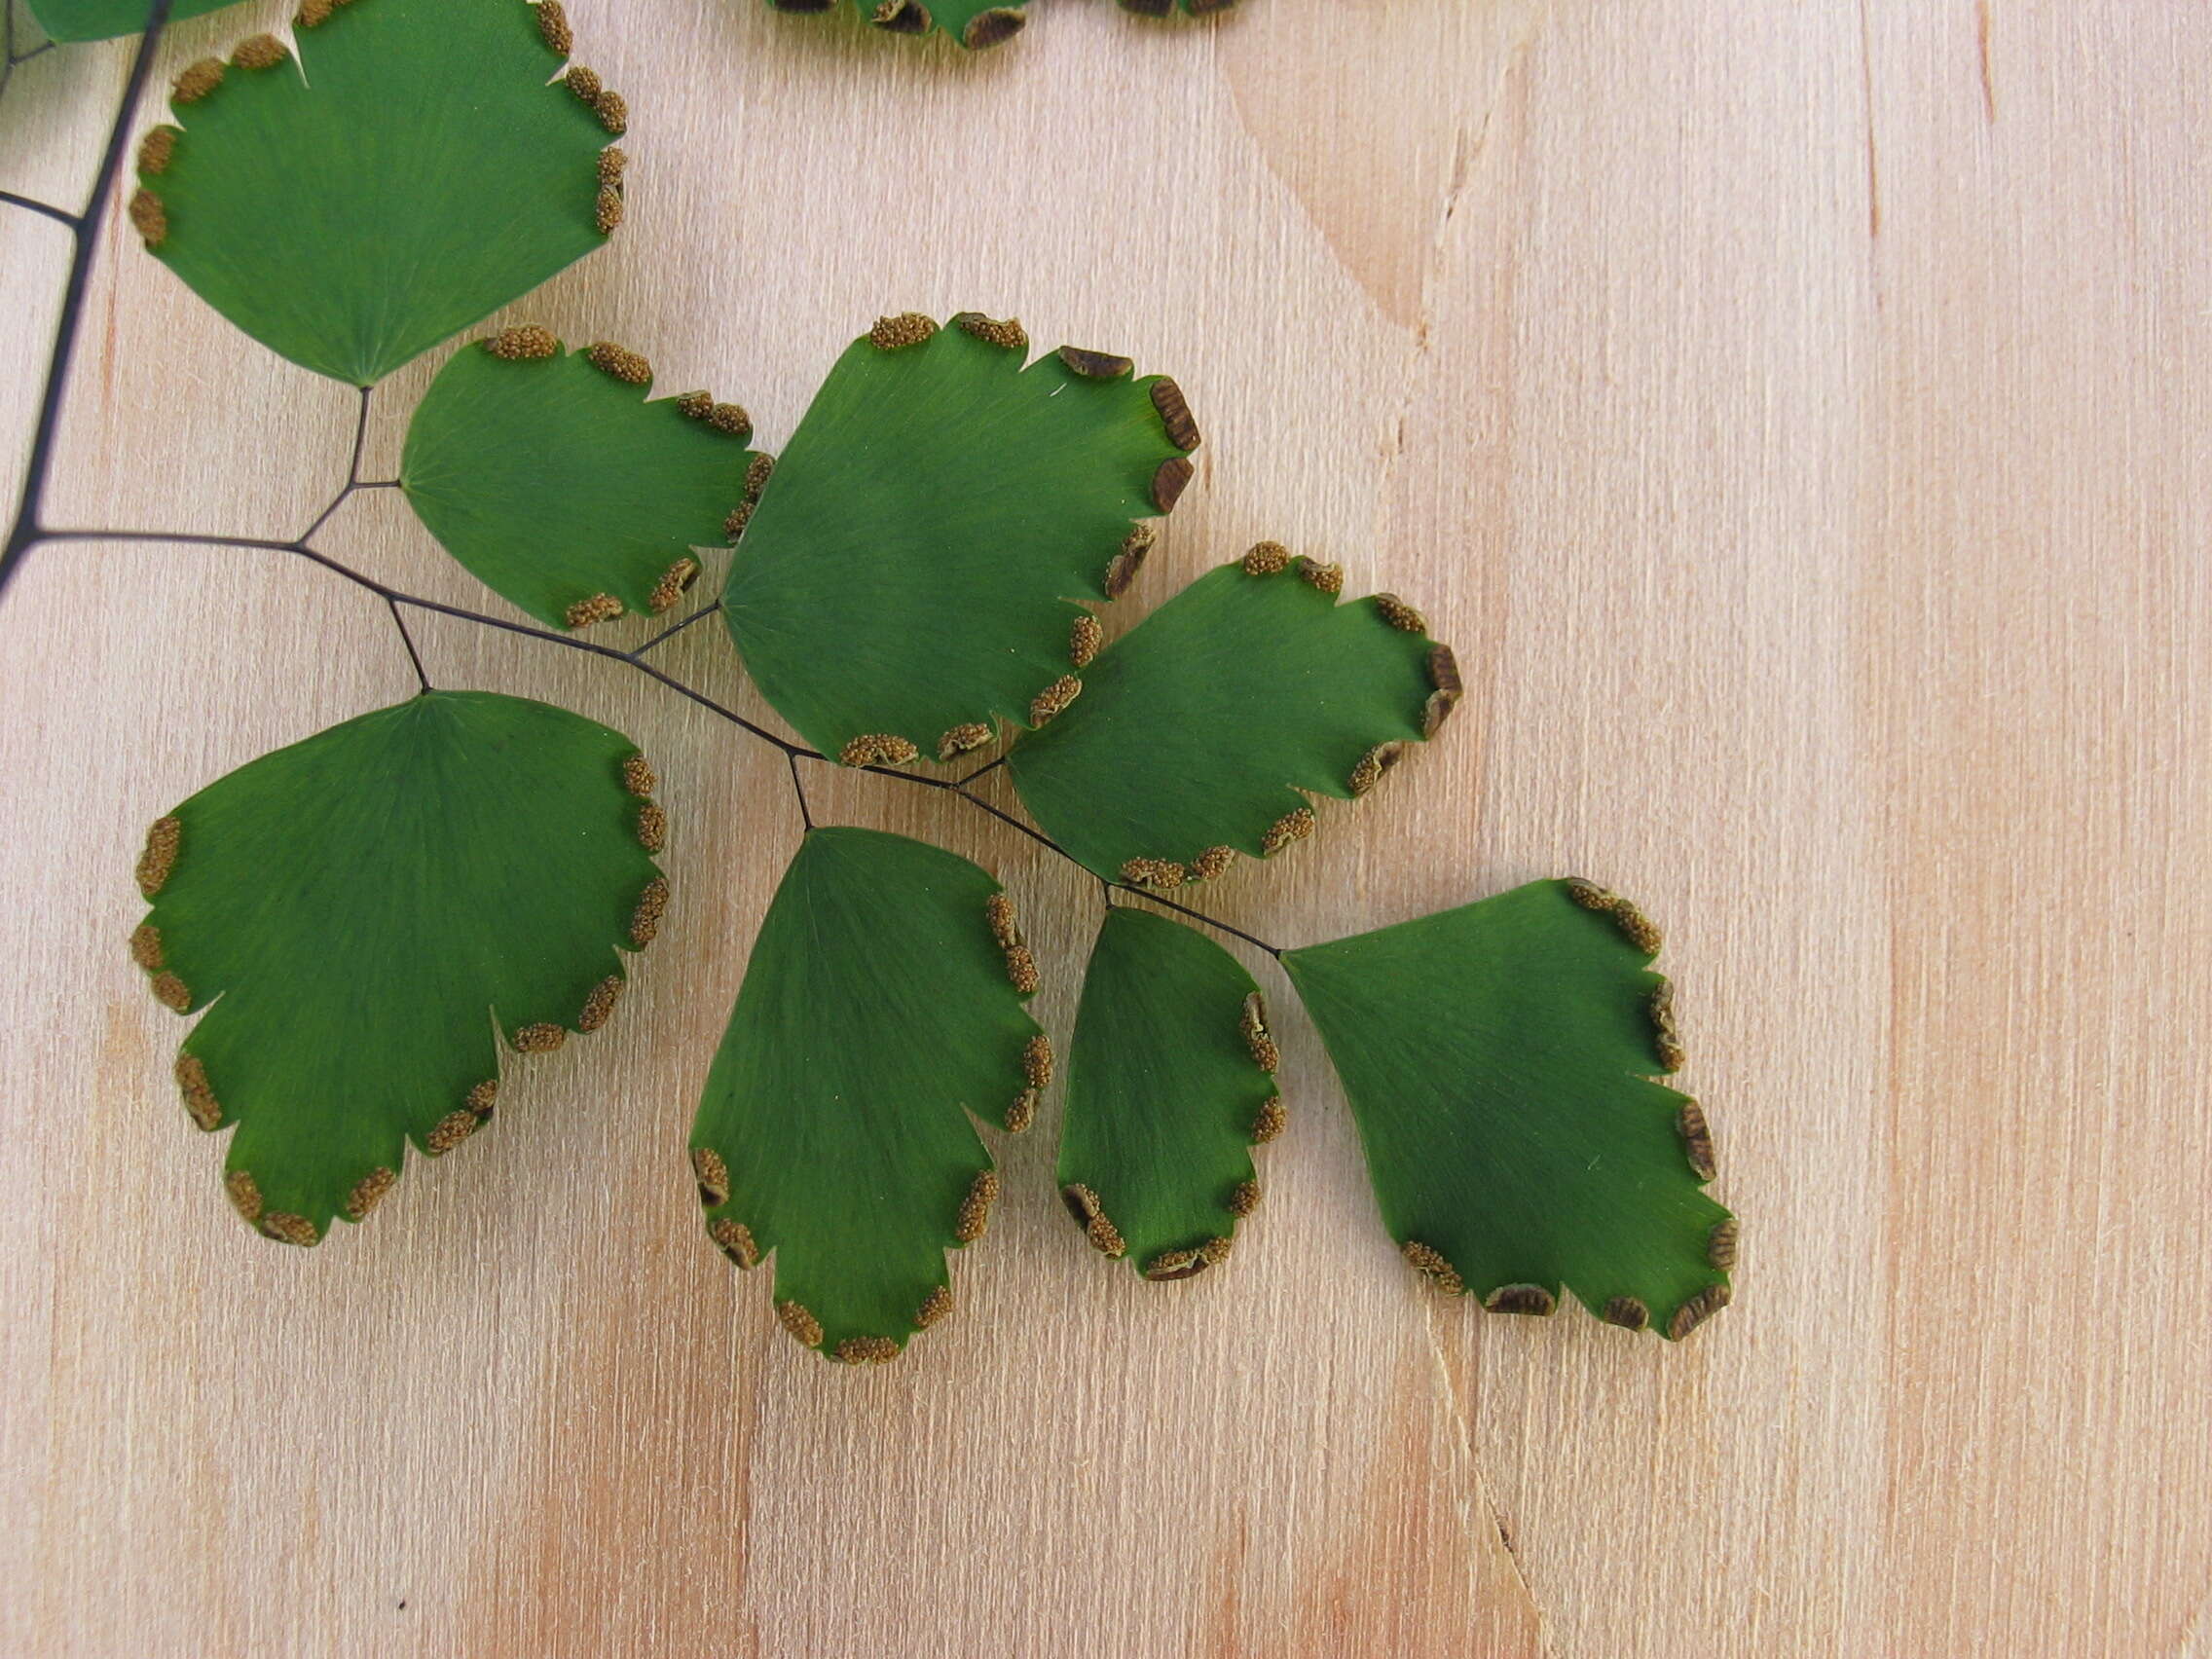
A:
[1007, 554, 1449, 886]
[26, 0, 240, 44]
[1058, 906, 1280, 1278]
[1281, 879, 1732, 1339]
[131, 0, 617, 385]
[721, 314, 1192, 767]
[402, 332, 758, 629]
[691, 828, 1044, 1362]
[130, 691, 669, 1243]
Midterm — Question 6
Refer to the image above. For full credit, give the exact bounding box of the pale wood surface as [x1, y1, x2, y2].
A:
[3, 1, 2207, 1654]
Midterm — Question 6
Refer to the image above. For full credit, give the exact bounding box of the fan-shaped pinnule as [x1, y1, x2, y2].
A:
[1005, 549, 1453, 890]
[719, 313, 1197, 771]
[26, 0, 240, 43]
[1056, 905, 1280, 1280]
[128, 0, 624, 386]
[127, 691, 671, 1244]
[1280, 878, 1733, 1339]
[401, 329, 760, 630]
[690, 828, 1045, 1362]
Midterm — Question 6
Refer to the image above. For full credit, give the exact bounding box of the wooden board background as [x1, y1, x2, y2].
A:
[3, 1, 2208, 1654]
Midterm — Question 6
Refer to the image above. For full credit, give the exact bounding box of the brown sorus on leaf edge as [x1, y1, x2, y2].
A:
[1667, 1283, 1730, 1341]
[1374, 593, 1426, 634]
[1029, 675, 1082, 726]
[1240, 992, 1280, 1073]
[1250, 1098, 1287, 1144]
[535, 0, 573, 55]
[962, 7, 1025, 46]
[915, 1284, 954, 1327]
[137, 816, 181, 898]
[176, 1054, 221, 1130]
[172, 58, 224, 103]
[869, 313, 938, 350]
[938, 721, 993, 761]
[1152, 457, 1194, 512]
[1297, 558, 1345, 596]
[137, 128, 178, 175]
[777, 1301, 824, 1348]
[839, 733, 920, 768]
[231, 34, 287, 70]
[486, 324, 559, 361]
[955, 312, 1027, 349]
[710, 1217, 759, 1268]
[871, 0, 931, 33]
[1603, 1296, 1651, 1331]
[692, 1146, 731, 1206]
[1403, 1240, 1465, 1296]
[1677, 1100, 1717, 1181]
[1057, 346, 1133, 380]
[630, 877, 671, 947]
[1150, 378, 1200, 451]
[578, 976, 622, 1032]
[584, 342, 650, 385]
[1708, 1216, 1740, 1270]
[261, 1211, 319, 1247]
[955, 1170, 999, 1243]
[1484, 1283, 1558, 1317]
[1104, 525, 1155, 599]
[346, 1167, 396, 1220]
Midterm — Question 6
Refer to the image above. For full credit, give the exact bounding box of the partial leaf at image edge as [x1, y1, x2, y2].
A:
[129, 0, 622, 386]
[763, 0, 1028, 51]
[1281, 878, 1734, 1340]
[1115, 0, 1238, 17]
[1006, 551, 1452, 887]
[1057, 904, 1282, 1278]
[690, 827, 1044, 1362]
[128, 690, 671, 1243]
[722, 312, 1195, 768]
[25, 0, 240, 44]
[402, 329, 762, 631]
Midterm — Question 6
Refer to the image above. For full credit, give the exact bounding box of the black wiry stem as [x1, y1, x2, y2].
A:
[296, 387, 377, 544]
[0, 189, 77, 227]
[0, 0, 178, 602]
[1114, 884, 1283, 957]
[385, 595, 431, 692]
[633, 598, 720, 656]
[5, 0, 54, 68]
[0, 0, 49, 97]
[785, 750, 815, 830]
[42, 525, 1289, 956]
